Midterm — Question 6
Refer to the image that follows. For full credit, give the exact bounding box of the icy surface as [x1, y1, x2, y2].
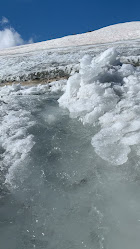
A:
[1, 23, 140, 249]
[1, 81, 140, 249]
[0, 77, 140, 249]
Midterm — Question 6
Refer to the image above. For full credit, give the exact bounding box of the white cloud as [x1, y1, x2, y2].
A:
[0, 17, 33, 50]
[0, 16, 9, 25]
[0, 28, 24, 50]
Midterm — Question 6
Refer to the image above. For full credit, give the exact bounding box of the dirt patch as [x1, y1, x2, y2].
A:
[0, 76, 68, 87]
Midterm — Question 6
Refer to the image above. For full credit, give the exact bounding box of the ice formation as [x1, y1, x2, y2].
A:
[58, 47, 140, 165]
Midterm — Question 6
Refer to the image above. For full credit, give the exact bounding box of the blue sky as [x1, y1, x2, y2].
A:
[0, 0, 140, 43]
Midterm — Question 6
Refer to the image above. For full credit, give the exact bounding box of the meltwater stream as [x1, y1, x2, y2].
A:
[1, 47, 140, 249]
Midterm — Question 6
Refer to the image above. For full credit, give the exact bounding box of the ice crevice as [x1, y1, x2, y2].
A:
[58, 47, 140, 165]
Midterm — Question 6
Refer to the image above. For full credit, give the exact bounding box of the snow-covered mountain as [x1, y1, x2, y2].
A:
[1, 21, 140, 54]
[1, 22, 140, 249]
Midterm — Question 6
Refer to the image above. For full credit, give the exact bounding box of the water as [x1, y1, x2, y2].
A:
[0, 84, 140, 249]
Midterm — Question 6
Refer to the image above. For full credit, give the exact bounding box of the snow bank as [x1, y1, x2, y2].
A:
[58, 47, 140, 165]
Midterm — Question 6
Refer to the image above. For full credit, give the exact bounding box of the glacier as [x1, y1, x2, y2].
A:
[1, 22, 140, 249]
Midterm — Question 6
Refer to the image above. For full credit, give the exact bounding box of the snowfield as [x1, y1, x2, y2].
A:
[1, 22, 140, 84]
[1, 22, 140, 249]
[1, 21, 140, 55]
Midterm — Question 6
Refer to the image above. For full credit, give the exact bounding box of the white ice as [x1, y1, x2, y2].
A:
[58, 47, 140, 165]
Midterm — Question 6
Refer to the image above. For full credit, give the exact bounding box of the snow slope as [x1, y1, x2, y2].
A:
[0, 22, 140, 84]
[0, 22, 140, 56]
